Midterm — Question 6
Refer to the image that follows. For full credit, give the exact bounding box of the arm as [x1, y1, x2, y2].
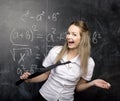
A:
[76, 78, 111, 92]
[20, 71, 50, 83]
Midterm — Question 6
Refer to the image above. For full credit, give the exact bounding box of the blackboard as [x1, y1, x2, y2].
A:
[0, 0, 120, 101]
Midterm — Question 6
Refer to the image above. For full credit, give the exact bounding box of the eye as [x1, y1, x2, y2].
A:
[66, 32, 70, 35]
[72, 33, 77, 36]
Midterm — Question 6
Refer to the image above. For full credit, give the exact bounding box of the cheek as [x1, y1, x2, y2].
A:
[75, 37, 81, 43]
[66, 35, 68, 39]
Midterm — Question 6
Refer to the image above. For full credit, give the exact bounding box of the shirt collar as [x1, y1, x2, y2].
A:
[61, 54, 80, 66]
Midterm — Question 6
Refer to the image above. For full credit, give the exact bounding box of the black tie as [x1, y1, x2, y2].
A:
[15, 61, 71, 86]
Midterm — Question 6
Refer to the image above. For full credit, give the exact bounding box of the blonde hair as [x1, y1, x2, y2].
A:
[55, 20, 91, 76]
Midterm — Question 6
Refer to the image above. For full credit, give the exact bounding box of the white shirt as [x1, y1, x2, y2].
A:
[39, 46, 95, 101]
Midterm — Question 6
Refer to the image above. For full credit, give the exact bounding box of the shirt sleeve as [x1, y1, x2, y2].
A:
[81, 57, 95, 81]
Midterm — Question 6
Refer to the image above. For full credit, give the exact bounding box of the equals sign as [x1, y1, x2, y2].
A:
[35, 54, 41, 60]
[35, 34, 43, 39]
[30, 16, 34, 19]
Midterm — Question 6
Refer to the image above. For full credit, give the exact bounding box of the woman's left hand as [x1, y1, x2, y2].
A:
[91, 79, 111, 89]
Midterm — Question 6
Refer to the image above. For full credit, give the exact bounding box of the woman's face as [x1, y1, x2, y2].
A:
[66, 24, 81, 49]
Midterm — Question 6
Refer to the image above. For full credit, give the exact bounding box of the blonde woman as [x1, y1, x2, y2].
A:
[20, 20, 111, 101]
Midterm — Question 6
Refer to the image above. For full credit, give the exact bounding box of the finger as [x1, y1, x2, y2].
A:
[107, 83, 111, 89]
[107, 83, 111, 87]
[103, 83, 111, 89]
[20, 73, 28, 79]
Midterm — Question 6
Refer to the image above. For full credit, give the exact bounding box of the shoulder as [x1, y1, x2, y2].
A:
[42, 46, 63, 66]
[49, 46, 63, 54]
[88, 57, 95, 68]
[88, 57, 95, 64]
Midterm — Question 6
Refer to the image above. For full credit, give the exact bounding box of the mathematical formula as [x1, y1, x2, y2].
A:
[10, 10, 62, 75]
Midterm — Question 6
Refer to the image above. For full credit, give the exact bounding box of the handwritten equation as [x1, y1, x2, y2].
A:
[10, 10, 63, 75]
[91, 18, 103, 44]
[92, 31, 102, 44]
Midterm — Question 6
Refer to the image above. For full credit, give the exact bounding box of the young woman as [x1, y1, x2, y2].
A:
[20, 20, 111, 101]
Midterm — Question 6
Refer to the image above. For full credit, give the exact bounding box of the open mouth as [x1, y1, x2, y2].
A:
[68, 41, 74, 45]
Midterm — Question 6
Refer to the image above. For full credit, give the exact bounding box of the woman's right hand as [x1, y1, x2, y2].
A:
[20, 72, 31, 80]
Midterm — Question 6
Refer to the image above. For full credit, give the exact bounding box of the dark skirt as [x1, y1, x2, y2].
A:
[39, 94, 47, 101]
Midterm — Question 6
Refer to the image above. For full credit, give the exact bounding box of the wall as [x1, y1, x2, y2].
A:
[0, 0, 120, 101]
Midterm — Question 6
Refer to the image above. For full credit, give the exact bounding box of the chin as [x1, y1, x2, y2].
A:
[68, 45, 79, 50]
[68, 46, 75, 49]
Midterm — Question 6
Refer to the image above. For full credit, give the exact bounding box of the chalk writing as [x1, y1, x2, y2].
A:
[48, 12, 60, 21]
[10, 9, 61, 75]
[21, 10, 45, 22]
[17, 64, 37, 75]
[10, 48, 32, 62]
[92, 31, 102, 44]
[10, 28, 33, 46]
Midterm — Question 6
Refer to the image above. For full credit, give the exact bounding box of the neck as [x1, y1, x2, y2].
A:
[67, 48, 79, 60]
